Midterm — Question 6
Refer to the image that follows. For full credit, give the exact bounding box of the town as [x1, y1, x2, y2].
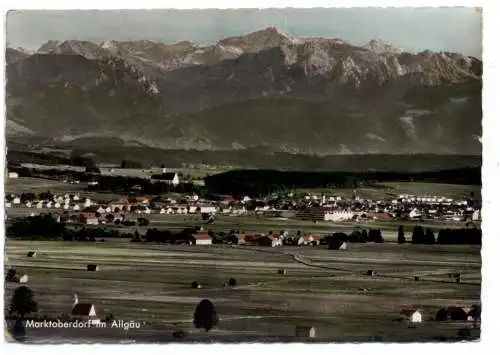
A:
[4, 159, 482, 342]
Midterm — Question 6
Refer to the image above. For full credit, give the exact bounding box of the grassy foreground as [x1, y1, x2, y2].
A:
[4, 239, 481, 342]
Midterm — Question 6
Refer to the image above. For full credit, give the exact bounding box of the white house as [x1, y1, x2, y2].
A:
[324, 210, 354, 222]
[8, 172, 19, 179]
[200, 206, 217, 214]
[400, 309, 423, 324]
[12, 197, 21, 205]
[472, 209, 481, 221]
[409, 209, 423, 219]
[153, 172, 180, 186]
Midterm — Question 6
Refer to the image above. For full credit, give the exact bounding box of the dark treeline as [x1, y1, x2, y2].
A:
[327, 229, 385, 246]
[437, 228, 482, 245]
[8, 148, 480, 173]
[205, 168, 481, 195]
[87, 175, 200, 195]
[6, 150, 97, 168]
[7, 214, 65, 238]
[411, 225, 481, 245]
[7, 215, 482, 246]
[8, 166, 202, 196]
[120, 160, 143, 169]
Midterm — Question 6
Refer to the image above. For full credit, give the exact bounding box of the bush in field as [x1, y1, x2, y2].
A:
[368, 229, 384, 243]
[349, 230, 367, 243]
[397, 225, 406, 244]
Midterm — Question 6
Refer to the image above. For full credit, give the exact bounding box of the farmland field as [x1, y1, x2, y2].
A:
[297, 181, 481, 201]
[4, 239, 481, 343]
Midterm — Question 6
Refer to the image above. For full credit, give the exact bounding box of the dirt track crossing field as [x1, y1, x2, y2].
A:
[4, 240, 481, 342]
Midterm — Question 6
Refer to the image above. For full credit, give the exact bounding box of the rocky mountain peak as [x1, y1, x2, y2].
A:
[363, 39, 404, 54]
[6, 29, 481, 155]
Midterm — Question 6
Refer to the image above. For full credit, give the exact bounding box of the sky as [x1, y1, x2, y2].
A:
[6, 8, 482, 57]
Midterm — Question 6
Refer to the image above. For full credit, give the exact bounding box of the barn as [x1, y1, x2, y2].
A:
[187, 232, 213, 246]
[400, 309, 423, 324]
[71, 301, 100, 325]
[87, 264, 99, 271]
[295, 326, 316, 338]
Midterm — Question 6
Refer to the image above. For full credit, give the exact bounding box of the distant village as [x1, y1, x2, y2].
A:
[5, 165, 481, 247]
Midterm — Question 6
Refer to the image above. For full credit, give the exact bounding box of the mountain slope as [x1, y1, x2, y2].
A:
[5, 28, 482, 155]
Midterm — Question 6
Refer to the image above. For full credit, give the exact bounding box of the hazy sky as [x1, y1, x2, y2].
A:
[6, 8, 482, 57]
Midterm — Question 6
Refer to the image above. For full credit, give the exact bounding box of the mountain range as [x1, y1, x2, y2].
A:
[5, 27, 482, 156]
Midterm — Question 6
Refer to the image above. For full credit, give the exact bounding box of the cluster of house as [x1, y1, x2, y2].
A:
[5, 187, 481, 224]
[270, 192, 481, 222]
[5, 193, 93, 211]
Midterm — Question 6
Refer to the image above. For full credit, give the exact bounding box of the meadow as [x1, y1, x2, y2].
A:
[4, 239, 481, 342]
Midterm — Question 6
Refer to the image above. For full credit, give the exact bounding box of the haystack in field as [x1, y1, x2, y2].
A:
[295, 325, 316, 338]
[278, 269, 287, 275]
[228, 278, 237, 286]
[191, 281, 201, 289]
[366, 270, 376, 276]
[27, 251, 36, 258]
[86, 264, 99, 271]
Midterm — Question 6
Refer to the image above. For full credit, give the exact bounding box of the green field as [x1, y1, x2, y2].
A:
[4, 240, 481, 342]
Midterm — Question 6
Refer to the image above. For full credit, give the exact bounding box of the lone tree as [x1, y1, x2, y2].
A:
[412, 225, 425, 244]
[361, 229, 368, 242]
[193, 299, 219, 332]
[9, 286, 38, 319]
[397, 226, 406, 244]
[425, 228, 436, 244]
